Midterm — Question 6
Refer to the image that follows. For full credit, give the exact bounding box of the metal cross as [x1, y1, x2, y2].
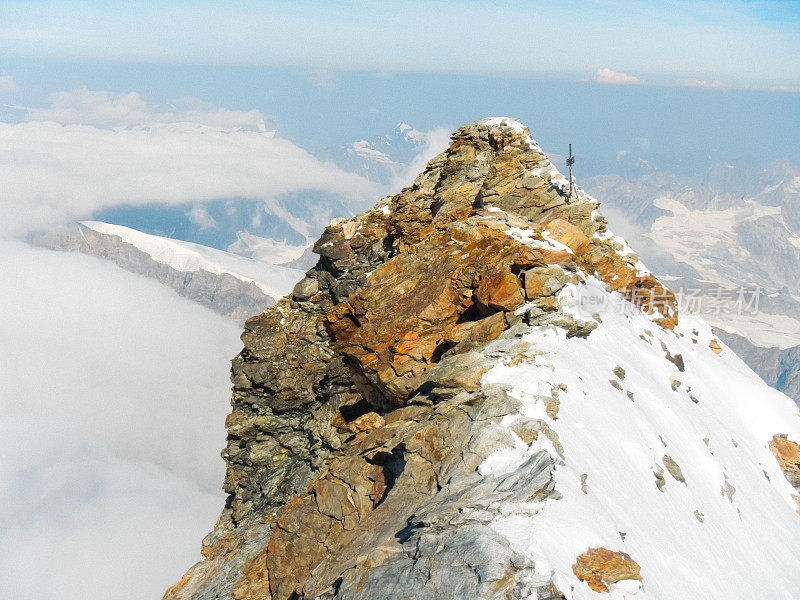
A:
[566, 143, 575, 200]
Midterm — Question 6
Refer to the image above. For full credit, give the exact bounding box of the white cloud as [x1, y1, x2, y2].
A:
[0, 240, 243, 599]
[186, 204, 218, 230]
[678, 78, 725, 89]
[597, 68, 643, 86]
[0, 73, 18, 93]
[19, 89, 269, 131]
[390, 125, 452, 191]
[349, 140, 396, 164]
[0, 90, 380, 237]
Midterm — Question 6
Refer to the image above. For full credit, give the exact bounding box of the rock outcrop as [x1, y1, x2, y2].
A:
[164, 118, 800, 600]
[770, 434, 800, 505]
[571, 548, 642, 593]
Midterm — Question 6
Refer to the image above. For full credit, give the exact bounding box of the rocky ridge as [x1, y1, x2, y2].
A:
[42, 222, 303, 322]
[164, 118, 800, 600]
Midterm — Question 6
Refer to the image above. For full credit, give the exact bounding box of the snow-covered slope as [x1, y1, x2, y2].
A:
[43, 222, 304, 321]
[82, 221, 303, 298]
[483, 277, 800, 598]
[585, 162, 800, 402]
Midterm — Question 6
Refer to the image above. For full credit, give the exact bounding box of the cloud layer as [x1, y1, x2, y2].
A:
[18, 89, 270, 130]
[0, 240, 243, 599]
[0, 90, 379, 237]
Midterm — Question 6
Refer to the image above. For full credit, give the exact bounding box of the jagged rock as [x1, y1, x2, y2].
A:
[572, 548, 642, 593]
[524, 266, 570, 298]
[475, 268, 525, 313]
[663, 454, 686, 483]
[770, 434, 800, 493]
[163, 118, 686, 600]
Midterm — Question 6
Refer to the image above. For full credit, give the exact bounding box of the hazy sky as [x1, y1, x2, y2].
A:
[2, 1, 799, 89]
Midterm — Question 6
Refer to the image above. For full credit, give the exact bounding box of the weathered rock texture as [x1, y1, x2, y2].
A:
[164, 119, 677, 600]
[571, 548, 642, 593]
[769, 434, 800, 506]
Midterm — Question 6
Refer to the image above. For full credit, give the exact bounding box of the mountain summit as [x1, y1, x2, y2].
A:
[164, 118, 800, 599]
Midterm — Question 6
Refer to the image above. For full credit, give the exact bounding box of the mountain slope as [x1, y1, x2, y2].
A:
[164, 118, 800, 600]
[43, 222, 304, 322]
[715, 329, 800, 405]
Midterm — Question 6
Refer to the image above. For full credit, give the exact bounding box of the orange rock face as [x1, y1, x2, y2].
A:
[769, 435, 800, 515]
[324, 222, 542, 401]
[474, 268, 525, 313]
[770, 434, 800, 473]
[572, 547, 642, 592]
[544, 217, 590, 253]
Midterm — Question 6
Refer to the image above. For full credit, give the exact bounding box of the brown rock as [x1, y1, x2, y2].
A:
[474, 268, 525, 313]
[769, 434, 800, 492]
[524, 266, 569, 299]
[315, 477, 356, 522]
[348, 412, 385, 432]
[663, 454, 686, 483]
[544, 396, 560, 419]
[770, 434, 800, 473]
[572, 547, 642, 593]
[544, 218, 590, 253]
[709, 339, 723, 354]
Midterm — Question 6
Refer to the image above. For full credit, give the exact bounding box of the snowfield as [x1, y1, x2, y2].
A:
[481, 277, 800, 599]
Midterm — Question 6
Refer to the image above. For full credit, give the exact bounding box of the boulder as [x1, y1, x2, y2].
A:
[572, 548, 642, 593]
[544, 218, 590, 253]
[474, 268, 525, 313]
[524, 266, 569, 299]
